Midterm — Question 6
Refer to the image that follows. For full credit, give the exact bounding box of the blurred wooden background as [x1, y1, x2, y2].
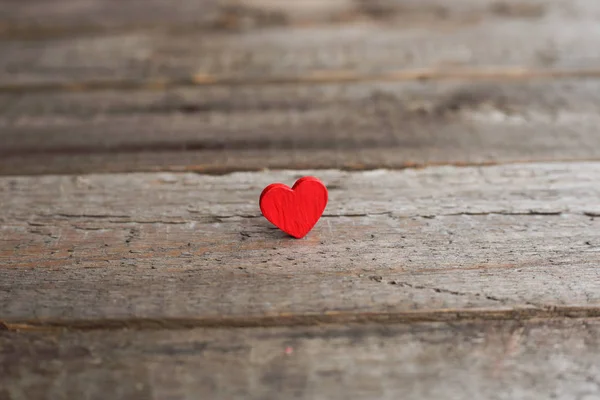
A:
[2, 1, 600, 399]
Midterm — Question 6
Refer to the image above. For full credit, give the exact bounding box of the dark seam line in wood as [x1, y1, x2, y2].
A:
[0, 138, 403, 157]
[2, 306, 600, 332]
[3, 158, 600, 177]
[26, 210, 572, 221]
[0, 23, 201, 41]
[3, 68, 600, 94]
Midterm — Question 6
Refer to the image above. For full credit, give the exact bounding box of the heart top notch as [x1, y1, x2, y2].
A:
[260, 176, 328, 239]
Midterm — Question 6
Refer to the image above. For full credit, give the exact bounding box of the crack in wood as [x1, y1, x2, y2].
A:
[22, 211, 588, 234]
[414, 210, 565, 218]
[52, 213, 132, 219]
[387, 281, 509, 304]
[36, 214, 189, 225]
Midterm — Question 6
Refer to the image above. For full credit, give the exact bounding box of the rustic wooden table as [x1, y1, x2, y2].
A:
[2, 0, 600, 398]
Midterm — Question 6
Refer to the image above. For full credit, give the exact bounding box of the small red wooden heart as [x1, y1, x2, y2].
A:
[260, 176, 328, 239]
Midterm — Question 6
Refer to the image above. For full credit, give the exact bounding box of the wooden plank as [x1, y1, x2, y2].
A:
[1, 0, 600, 86]
[0, 0, 221, 37]
[2, 163, 600, 325]
[0, 0, 589, 38]
[3, 319, 600, 399]
[3, 80, 600, 175]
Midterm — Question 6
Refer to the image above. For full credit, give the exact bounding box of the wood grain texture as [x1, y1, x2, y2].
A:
[2, 163, 600, 325]
[3, 319, 600, 400]
[3, 80, 600, 175]
[1, 0, 600, 86]
[0, 0, 221, 37]
[1, 0, 592, 37]
[3, 2, 599, 397]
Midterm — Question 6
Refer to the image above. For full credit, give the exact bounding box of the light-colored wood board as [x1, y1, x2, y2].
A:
[3, 80, 600, 175]
[3, 319, 600, 400]
[1, 0, 600, 86]
[2, 163, 600, 324]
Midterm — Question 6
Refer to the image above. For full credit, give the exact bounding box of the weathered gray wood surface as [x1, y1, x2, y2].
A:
[0, 0, 220, 37]
[3, 319, 600, 400]
[3, 1, 600, 398]
[4, 0, 600, 175]
[2, 0, 600, 87]
[4, 80, 600, 175]
[2, 163, 600, 327]
[1, 0, 586, 35]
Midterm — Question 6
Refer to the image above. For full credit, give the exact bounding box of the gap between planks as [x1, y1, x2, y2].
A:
[4, 306, 600, 332]
[3, 68, 600, 94]
[4, 159, 600, 178]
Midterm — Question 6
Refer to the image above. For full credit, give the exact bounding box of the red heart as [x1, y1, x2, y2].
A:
[260, 176, 328, 239]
